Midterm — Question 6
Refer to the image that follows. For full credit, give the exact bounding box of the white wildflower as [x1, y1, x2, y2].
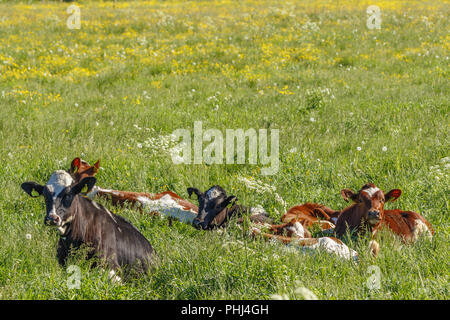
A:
[238, 176, 286, 209]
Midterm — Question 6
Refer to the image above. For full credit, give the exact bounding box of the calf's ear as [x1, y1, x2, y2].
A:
[70, 177, 97, 196]
[222, 195, 238, 208]
[70, 157, 82, 174]
[21, 182, 44, 197]
[93, 160, 100, 173]
[385, 189, 401, 202]
[187, 187, 203, 199]
[340, 189, 358, 202]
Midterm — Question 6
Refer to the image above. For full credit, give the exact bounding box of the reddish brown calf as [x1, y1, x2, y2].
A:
[70, 157, 100, 184]
[382, 209, 434, 243]
[281, 203, 341, 231]
[335, 183, 401, 240]
[335, 183, 434, 243]
[254, 203, 339, 242]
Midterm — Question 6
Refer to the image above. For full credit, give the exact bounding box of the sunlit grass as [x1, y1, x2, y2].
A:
[0, 0, 448, 299]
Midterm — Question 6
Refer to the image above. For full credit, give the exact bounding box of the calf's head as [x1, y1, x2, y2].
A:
[21, 170, 96, 231]
[340, 183, 401, 226]
[187, 185, 237, 230]
[69, 157, 100, 183]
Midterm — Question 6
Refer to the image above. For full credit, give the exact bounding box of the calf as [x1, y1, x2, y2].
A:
[251, 229, 358, 261]
[21, 171, 156, 276]
[337, 184, 434, 243]
[253, 203, 340, 240]
[382, 209, 434, 242]
[187, 185, 272, 230]
[281, 203, 341, 231]
[70, 157, 100, 184]
[69, 157, 199, 224]
[335, 183, 402, 238]
[334, 183, 402, 256]
[249, 204, 358, 261]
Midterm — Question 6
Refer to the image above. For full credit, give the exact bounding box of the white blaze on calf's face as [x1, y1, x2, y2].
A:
[206, 187, 221, 200]
[45, 171, 74, 228]
[363, 187, 381, 199]
[46, 170, 74, 199]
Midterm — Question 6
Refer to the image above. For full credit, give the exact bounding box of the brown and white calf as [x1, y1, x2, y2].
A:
[335, 183, 402, 239]
[251, 229, 359, 261]
[250, 203, 340, 241]
[281, 203, 341, 231]
[336, 183, 434, 245]
[382, 209, 434, 243]
[69, 157, 199, 224]
[251, 206, 358, 261]
[70, 157, 100, 184]
[21, 171, 156, 276]
[335, 183, 408, 256]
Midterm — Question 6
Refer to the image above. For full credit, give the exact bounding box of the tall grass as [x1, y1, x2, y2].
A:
[0, 0, 448, 299]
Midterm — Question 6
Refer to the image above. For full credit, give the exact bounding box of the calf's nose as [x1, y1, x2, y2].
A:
[45, 214, 61, 226]
[368, 210, 380, 219]
[192, 218, 202, 229]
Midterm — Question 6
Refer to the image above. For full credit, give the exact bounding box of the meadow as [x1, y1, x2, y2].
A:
[0, 0, 448, 299]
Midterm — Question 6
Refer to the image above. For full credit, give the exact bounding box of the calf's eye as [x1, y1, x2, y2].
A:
[62, 194, 73, 206]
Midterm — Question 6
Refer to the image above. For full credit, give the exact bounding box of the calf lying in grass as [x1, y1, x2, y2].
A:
[336, 183, 434, 256]
[382, 209, 434, 243]
[21, 171, 157, 279]
[69, 157, 199, 224]
[187, 185, 358, 261]
[338, 184, 434, 244]
[187, 185, 271, 229]
[280, 203, 341, 231]
[252, 203, 340, 239]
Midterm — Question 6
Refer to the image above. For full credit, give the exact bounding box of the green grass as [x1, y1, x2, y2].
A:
[0, 0, 448, 299]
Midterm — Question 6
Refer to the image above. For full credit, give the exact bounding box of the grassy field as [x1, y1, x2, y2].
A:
[0, 0, 448, 299]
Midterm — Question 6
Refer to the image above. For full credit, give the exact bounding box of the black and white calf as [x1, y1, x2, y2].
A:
[187, 185, 272, 230]
[21, 170, 156, 276]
